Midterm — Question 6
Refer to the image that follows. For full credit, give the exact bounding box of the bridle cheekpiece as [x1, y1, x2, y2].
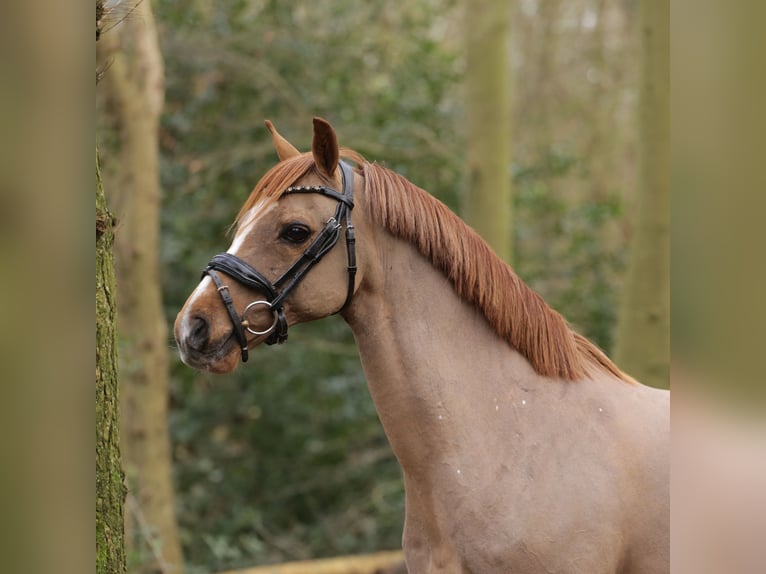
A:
[202, 162, 357, 362]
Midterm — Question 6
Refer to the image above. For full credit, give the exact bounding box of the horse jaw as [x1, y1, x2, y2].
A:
[203, 346, 241, 374]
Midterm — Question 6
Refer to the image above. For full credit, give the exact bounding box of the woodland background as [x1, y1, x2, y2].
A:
[96, 0, 667, 572]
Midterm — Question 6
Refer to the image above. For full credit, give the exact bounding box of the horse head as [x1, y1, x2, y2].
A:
[174, 118, 367, 373]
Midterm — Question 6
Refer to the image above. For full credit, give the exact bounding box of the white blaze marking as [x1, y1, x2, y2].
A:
[181, 275, 213, 337]
[227, 199, 276, 256]
[179, 199, 275, 340]
[521, 399, 526, 406]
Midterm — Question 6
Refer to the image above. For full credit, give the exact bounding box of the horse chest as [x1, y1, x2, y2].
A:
[402, 460, 625, 574]
[404, 511, 623, 574]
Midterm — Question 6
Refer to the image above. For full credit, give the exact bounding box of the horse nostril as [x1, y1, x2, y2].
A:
[187, 316, 210, 351]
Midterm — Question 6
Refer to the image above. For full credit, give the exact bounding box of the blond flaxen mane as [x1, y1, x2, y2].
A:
[237, 152, 631, 383]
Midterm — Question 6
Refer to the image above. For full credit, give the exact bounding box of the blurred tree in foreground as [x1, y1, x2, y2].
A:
[512, 0, 638, 352]
[614, 0, 669, 388]
[98, 0, 186, 570]
[463, 0, 513, 263]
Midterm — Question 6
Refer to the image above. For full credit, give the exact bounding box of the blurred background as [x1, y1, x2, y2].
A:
[95, 1, 668, 572]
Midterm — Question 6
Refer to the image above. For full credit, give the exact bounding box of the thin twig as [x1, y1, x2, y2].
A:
[125, 491, 175, 574]
[102, 0, 146, 36]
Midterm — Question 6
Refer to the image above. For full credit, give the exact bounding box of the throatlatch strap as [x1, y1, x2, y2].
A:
[338, 161, 356, 311]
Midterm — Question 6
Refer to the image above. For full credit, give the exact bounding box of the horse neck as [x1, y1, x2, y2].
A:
[343, 232, 544, 474]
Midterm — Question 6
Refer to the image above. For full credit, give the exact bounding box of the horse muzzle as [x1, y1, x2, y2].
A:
[175, 311, 245, 373]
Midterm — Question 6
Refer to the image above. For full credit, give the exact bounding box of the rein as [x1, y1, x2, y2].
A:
[201, 162, 357, 362]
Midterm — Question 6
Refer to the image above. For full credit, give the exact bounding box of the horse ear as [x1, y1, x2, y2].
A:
[264, 120, 300, 161]
[312, 117, 339, 179]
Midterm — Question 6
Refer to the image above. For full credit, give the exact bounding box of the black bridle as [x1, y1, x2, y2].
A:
[201, 162, 357, 362]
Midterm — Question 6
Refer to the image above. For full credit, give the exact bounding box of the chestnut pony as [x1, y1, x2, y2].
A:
[175, 118, 669, 573]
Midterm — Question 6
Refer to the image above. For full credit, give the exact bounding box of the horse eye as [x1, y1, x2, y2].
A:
[281, 224, 311, 244]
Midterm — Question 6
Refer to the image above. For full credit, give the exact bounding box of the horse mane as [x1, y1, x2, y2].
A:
[236, 151, 631, 383]
[361, 161, 632, 383]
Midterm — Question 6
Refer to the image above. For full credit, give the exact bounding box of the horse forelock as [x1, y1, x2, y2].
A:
[234, 149, 366, 232]
[361, 161, 632, 384]
[234, 153, 317, 231]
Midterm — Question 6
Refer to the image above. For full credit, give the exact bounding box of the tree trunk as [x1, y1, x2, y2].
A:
[97, 149, 127, 574]
[613, 0, 669, 389]
[463, 0, 513, 263]
[99, 2, 185, 571]
[583, 0, 610, 201]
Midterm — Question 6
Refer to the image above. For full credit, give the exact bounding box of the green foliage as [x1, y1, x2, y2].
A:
[170, 320, 405, 570]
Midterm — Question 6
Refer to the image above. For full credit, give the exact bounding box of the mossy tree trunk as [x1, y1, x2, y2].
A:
[99, 1, 184, 571]
[613, 0, 669, 388]
[463, 0, 513, 264]
[96, 149, 127, 574]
